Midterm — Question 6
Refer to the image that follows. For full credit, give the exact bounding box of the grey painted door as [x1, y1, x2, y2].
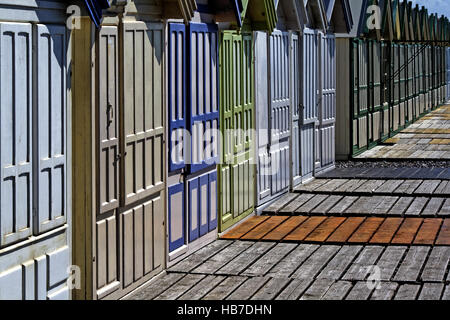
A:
[94, 21, 165, 300]
[95, 25, 120, 298]
[318, 33, 336, 169]
[447, 48, 450, 100]
[290, 32, 301, 187]
[255, 29, 291, 207]
[300, 28, 318, 180]
[0, 19, 71, 300]
[269, 30, 290, 196]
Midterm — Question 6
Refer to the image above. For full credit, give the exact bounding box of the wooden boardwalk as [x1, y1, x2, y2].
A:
[127, 123, 450, 301]
[357, 104, 450, 160]
[127, 240, 450, 300]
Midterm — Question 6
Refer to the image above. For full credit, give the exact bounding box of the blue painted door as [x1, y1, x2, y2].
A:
[168, 22, 219, 254]
[188, 23, 220, 173]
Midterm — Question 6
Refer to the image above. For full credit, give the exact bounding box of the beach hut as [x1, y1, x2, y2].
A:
[218, 0, 277, 232]
[70, 0, 200, 300]
[0, 0, 79, 300]
[254, 0, 307, 209]
[166, 1, 241, 265]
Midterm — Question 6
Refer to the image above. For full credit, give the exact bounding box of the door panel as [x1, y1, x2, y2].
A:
[290, 33, 301, 187]
[122, 22, 164, 206]
[168, 23, 186, 172]
[0, 22, 33, 247]
[219, 31, 255, 232]
[95, 25, 120, 298]
[187, 170, 217, 242]
[255, 31, 270, 201]
[269, 30, 290, 196]
[122, 194, 164, 288]
[300, 28, 318, 179]
[319, 33, 335, 168]
[168, 183, 184, 252]
[35, 24, 67, 234]
[188, 23, 219, 173]
[97, 26, 119, 215]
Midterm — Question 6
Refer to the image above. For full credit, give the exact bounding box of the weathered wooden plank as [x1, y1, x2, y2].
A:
[178, 275, 226, 300]
[215, 242, 275, 276]
[334, 180, 367, 192]
[370, 282, 399, 300]
[328, 196, 359, 215]
[326, 218, 365, 243]
[294, 179, 330, 192]
[155, 274, 206, 300]
[278, 194, 315, 214]
[264, 194, 299, 214]
[354, 180, 386, 193]
[391, 218, 424, 244]
[422, 198, 445, 216]
[202, 276, 247, 300]
[434, 181, 450, 195]
[393, 180, 422, 194]
[192, 241, 254, 274]
[348, 218, 385, 243]
[418, 283, 445, 300]
[345, 281, 374, 300]
[375, 180, 405, 193]
[441, 285, 450, 300]
[241, 216, 289, 240]
[299, 278, 335, 300]
[275, 278, 314, 300]
[304, 217, 346, 242]
[413, 218, 443, 244]
[169, 240, 234, 273]
[290, 245, 340, 280]
[420, 247, 450, 282]
[393, 246, 430, 282]
[221, 216, 269, 239]
[127, 273, 185, 300]
[284, 217, 327, 241]
[372, 197, 399, 215]
[250, 278, 292, 300]
[342, 246, 385, 281]
[414, 180, 441, 195]
[345, 196, 385, 215]
[394, 284, 421, 300]
[438, 199, 450, 216]
[295, 194, 330, 214]
[241, 243, 298, 277]
[388, 197, 414, 215]
[436, 219, 450, 245]
[225, 277, 269, 300]
[369, 218, 403, 244]
[404, 197, 429, 216]
[376, 246, 407, 281]
[310, 195, 344, 214]
[262, 217, 307, 241]
[314, 179, 349, 192]
[321, 281, 353, 300]
[317, 246, 363, 280]
[266, 244, 319, 278]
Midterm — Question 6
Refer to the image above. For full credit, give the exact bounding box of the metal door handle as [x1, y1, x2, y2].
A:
[107, 103, 114, 125]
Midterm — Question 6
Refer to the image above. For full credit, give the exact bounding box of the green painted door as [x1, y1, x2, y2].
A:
[219, 30, 255, 232]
